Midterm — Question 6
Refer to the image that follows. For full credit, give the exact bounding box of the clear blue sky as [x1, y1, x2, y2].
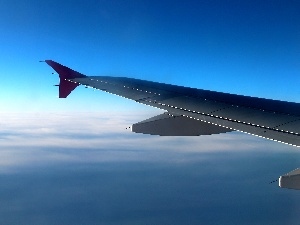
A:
[1, 0, 300, 112]
[1, 1, 300, 224]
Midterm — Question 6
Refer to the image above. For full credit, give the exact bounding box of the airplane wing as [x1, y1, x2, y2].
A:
[46, 60, 300, 146]
[45, 60, 300, 189]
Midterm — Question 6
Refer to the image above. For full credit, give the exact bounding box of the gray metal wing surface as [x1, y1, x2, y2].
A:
[73, 75, 300, 147]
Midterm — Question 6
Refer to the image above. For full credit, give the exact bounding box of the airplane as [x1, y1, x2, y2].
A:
[45, 60, 300, 190]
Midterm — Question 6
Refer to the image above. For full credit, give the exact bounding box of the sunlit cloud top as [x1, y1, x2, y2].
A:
[0, 112, 294, 172]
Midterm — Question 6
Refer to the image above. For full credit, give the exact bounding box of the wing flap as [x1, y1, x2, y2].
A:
[151, 95, 300, 133]
[167, 110, 300, 146]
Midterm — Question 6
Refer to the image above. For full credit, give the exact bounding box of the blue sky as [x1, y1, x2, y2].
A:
[1, 0, 300, 224]
[1, 0, 300, 112]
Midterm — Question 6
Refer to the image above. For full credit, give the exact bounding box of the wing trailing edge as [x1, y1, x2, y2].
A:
[45, 60, 86, 98]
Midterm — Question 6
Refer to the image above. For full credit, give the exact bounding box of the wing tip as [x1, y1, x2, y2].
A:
[45, 60, 86, 98]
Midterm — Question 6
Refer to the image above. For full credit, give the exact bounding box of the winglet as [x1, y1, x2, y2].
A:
[45, 60, 86, 98]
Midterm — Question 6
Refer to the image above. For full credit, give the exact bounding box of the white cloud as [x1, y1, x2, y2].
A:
[0, 112, 295, 171]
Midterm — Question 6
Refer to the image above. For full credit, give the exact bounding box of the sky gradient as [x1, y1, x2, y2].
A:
[1, 0, 300, 224]
[1, 0, 300, 112]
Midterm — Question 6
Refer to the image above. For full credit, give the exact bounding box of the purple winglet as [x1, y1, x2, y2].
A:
[45, 60, 86, 98]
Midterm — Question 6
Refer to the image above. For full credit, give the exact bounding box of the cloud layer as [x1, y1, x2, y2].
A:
[0, 111, 292, 169]
[1, 112, 300, 224]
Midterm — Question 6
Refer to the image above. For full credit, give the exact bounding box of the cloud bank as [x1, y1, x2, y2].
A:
[0, 111, 292, 169]
[0, 112, 300, 224]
